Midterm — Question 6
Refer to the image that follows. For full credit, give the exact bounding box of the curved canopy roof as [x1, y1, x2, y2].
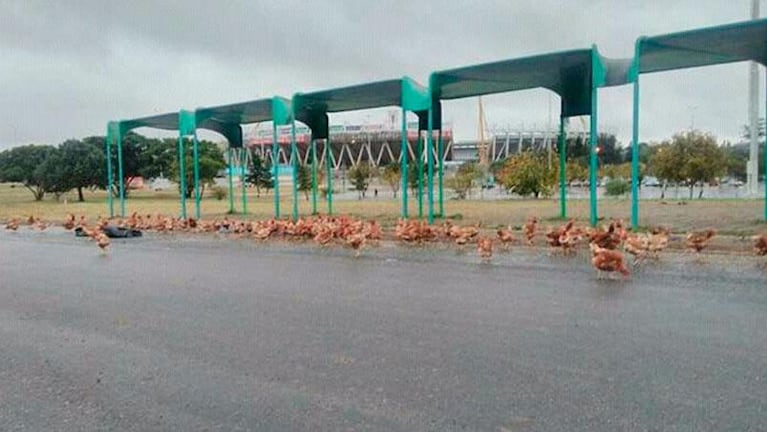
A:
[432, 49, 592, 117]
[115, 112, 179, 134]
[108, 112, 180, 146]
[180, 97, 291, 148]
[431, 47, 634, 118]
[191, 96, 291, 127]
[636, 18, 767, 76]
[292, 77, 431, 139]
[111, 97, 292, 148]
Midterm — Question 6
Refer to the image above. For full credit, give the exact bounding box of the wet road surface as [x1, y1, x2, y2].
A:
[1, 230, 766, 431]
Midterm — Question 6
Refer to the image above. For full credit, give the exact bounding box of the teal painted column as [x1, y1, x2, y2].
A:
[179, 137, 187, 219]
[326, 138, 333, 215]
[417, 132, 423, 219]
[272, 123, 280, 218]
[400, 108, 409, 218]
[427, 107, 435, 224]
[240, 147, 247, 215]
[559, 116, 567, 219]
[631, 76, 641, 229]
[589, 89, 598, 227]
[438, 132, 444, 218]
[105, 125, 114, 217]
[311, 139, 318, 215]
[193, 131, 201, 219]
[226, 147, 234, 214]
[117, 129, 125, 217]
[764, 69, 767, 222]
[291, 120, 298, 221]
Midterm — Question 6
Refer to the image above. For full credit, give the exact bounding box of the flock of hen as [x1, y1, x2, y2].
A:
[5, 213, 767, 278]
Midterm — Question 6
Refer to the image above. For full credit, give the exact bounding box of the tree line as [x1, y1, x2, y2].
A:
[1, 128, 763, 203]
[0, 133, 226, 201]
[485, 129, 764, 200]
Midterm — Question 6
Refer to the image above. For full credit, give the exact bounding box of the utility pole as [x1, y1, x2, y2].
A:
[748, 0, 760, 195]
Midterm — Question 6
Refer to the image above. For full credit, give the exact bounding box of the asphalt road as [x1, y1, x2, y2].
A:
[1, 230, 766, 431]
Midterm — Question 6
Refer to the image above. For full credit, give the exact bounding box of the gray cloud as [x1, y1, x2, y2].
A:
[0, 0, 762, 148]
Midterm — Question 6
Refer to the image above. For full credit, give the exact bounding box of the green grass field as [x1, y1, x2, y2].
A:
[1, 183, 765, 235]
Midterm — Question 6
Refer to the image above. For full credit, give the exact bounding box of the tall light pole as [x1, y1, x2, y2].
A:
[747, 0, 760, 195]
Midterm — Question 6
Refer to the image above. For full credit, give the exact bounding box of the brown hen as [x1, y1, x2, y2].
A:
[686, 229, 716, 253]
[590, 243, 630, 277]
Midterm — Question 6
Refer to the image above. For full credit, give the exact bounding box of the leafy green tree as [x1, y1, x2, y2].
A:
[721, 141, 764, 181]
[0, 144, 58, 200]
[348, 164, 374, 199]
[650, 131, 727, 199]
[489, 158, 507, 176]
[381, 163, 401, 198]
[55, 139, 104, 201]
[35, 148, 71, 201]
[621, 142, 657, 166]
[446, 162, 483, 199]
[563, 133, 621, 166]
[247, 153, 274, 197]
[497, 150, 557, 198]
[108, 132, 149, 196]
[683, 135, 727, 199]
[565, 135, 589, 166]
[408, 163, 426, 194]
[595, 133, 623, 165]
[297, 164, 312, 201]
[170, 139, 226, 199]
[565, 161, 588, 185]
[295, 163, 325, 201]
[137, 137, 175, 181]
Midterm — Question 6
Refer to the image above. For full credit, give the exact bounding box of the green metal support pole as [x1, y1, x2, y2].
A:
[417, 132, 423, 219]
[438, 132, 444, 218]
[193, 131, 200, 220]
[400, 108, 408, 218]
[311, 139, 318, 215]
[589, 89, 598, 227]
[226, 147, 234, 214]
[764, 69, 767, 222]
[631, 76, 641, 229]
[105, 126, 114, 217]
[117, 129, 125, 217]
[427, 107, 435, 224]
[326, 138, 333, 215]
[291, 120, 298, 221]
[559, 116, 567, 219]
[272, 123, 280, 218]
[240, 147, 247, 215]
[179, 137, 187, 219]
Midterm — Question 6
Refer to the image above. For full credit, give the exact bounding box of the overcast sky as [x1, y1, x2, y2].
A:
[1, 0, 764, 149]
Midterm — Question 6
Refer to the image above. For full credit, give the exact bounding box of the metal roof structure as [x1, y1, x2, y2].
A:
[107, 18, 767, 224]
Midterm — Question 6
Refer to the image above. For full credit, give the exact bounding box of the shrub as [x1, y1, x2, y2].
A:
[211, 186, 227, 201]
[605, 178, 630, 196]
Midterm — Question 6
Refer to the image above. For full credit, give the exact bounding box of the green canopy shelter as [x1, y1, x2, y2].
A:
[430, 46, 632, 226]
[630, 18, 767, 228]
[106, 112, 183, 218]
[180, 97, 292, 219]
[291, 78, 431, 221]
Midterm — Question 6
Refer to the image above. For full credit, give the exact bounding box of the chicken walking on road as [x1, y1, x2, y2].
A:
[590, 243, 630, 278]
